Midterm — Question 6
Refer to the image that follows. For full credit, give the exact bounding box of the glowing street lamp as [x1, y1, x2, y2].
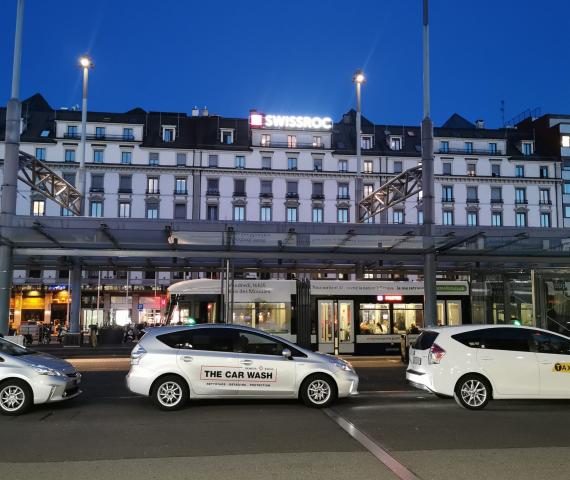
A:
[76, 55, 94, 215]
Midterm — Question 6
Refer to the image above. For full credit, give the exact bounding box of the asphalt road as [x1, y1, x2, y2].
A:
[2, 360, 570, 480]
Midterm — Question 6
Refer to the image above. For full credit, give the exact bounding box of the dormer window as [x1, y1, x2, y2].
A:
[522, 141, 533, 155]
[220, 128, 234, 145]
[390, 136, 402, 151]
[361, 135, 373, 150]
[66, 125, 78, 138]
[162, 126, 176, 142]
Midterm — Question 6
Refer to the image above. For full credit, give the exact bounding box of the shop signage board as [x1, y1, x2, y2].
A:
[310, 281, 469, 296]
[356, 334, 402, 344]
[168, 279, 296, 303]
[250, 113, 333, 131]
[234, 233, 297, 247]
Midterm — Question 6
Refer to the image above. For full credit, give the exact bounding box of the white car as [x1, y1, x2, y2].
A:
[406, 325, 570, 410]
[0, 336, 82, 415]
[126, 324, 359, 410]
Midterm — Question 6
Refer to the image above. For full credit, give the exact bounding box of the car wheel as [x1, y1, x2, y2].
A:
[454, 375, 491, 410]
[0, 379, 33, 416]
[300, 374, 337, 408]
[151, 375, 189, 411]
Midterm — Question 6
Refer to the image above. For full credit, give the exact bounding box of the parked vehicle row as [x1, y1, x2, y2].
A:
[2, 323, 570, 415]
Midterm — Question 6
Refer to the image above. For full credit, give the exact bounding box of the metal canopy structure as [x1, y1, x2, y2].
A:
[2, 216, 570, 274]
[17, 151, 81, 216]
[359, 165, 422, 222]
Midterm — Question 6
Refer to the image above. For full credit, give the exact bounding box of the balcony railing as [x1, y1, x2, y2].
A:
[63, 133, 137, 141]
[286, 192, 299, 199]
[206, 189, 220, 196]
[438, 147, 503, 155]
[233, 191, 246, 197]
[490, 198, 503, 204]
[466, 198, 479, 203]
[174, 189, 188, 195]
[515, 199, 528, 204]
[259, 192, 273, 198]
[257, 142, 325, 149]
[337, 194, 350, 200]
[146, 189, 160, 195]
[89, 187, 104, 193]
[442, 197, 455, 203]
[118, 188, 132, 194]
[539, 200, 552, 205]
[311, 193, 325, 200]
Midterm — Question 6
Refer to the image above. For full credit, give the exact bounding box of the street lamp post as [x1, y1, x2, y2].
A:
[422, 0, 437, 327]
[68, 55, 93, 338]
[0, 0, 25, 336]
[353, 69, 366, 226]
[76, 55, 93, 214]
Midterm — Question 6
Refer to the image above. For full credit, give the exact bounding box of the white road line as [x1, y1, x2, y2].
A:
[323, 408, 422, 480]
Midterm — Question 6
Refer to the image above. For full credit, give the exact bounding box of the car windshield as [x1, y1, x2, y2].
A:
[0, 337, 34, 356]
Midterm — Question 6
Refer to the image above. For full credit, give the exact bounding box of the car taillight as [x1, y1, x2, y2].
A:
[131, 344, 147, 365]
[428, 343, 446, 364]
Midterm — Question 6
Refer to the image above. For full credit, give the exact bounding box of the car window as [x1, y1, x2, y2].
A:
[452, 330, 483, 348]
[413, 331, 439, 350]
[190, 328, 238, 353]
[235, 332, 285, 356]
[481, 328, 532, 352]
[234, 331, 307, 357]
[530, 330, 570, 355]
[156, 330, 193, 349]
[0, 337, 33, 356]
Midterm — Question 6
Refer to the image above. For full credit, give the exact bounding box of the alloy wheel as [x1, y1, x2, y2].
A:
[460, 379, 487, 408]
[157, 382, 183, 407]
[307, 379, 331, 405]
[0, 385, 26, 412]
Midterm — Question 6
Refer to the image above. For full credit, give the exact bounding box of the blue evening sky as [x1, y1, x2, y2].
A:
[1, 0, 569, 128]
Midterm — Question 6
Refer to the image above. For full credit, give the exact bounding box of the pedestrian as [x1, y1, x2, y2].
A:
[89, 323, 98, 347]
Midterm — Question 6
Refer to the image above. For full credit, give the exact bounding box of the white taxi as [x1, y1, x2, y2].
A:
[0, 336, 81, 415]
[406, 325, 570, 409]
[127, 324, 359, 410]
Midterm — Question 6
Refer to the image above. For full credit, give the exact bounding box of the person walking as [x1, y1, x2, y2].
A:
[89, 323, 98, 348]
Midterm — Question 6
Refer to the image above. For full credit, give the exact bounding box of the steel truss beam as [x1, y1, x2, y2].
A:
[358, 165, 422, 222]
[18, 151, 81, 215]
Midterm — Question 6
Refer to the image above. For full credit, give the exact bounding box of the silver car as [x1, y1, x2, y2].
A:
[0, 336, 82, 415]
[127, 324, 359, 410]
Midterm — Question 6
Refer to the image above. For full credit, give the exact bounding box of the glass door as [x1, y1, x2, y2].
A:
[436, 300, 463, 326]
[446, 300, 462, 325]
[317, 300, 354, 354]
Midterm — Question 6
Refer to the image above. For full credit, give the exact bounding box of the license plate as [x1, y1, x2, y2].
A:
[413, 357, 421, 365]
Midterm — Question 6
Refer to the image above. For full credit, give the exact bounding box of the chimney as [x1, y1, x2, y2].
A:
[475, 119, 485, 129]
[191, 106, 199, 117]
[200, 106, 209, 117]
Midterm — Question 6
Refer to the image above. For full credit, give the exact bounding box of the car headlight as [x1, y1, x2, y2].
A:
[32, 365, 65, 377]
[330, 358, 354, 372]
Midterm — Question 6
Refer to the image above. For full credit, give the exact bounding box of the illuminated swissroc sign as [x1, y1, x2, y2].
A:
[250, 113, 333, 131]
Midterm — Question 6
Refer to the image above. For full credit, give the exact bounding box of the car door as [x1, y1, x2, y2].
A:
[529, 330, 570, 397]
[175, 328, 240, 397]
[233, 330, 297, 397]
[476, 327, 539, 396]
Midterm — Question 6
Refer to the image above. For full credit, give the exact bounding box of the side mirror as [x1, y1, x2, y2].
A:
[0, 356, 4, 362]
[282, 348, 292, 360]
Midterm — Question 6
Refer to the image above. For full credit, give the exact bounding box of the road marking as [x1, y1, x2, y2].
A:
[323, 408, 422, 480]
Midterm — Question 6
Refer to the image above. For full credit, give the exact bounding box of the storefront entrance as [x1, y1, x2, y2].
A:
[437, 300, 463, 326]
[317, 300, 354, 354]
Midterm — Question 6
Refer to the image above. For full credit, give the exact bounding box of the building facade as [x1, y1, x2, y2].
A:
[0, 94, 567, 331]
